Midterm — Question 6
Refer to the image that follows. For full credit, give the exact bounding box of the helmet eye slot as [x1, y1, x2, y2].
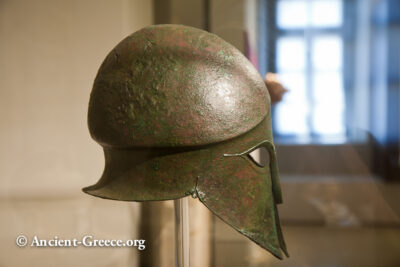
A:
[247, 147, 270, 168]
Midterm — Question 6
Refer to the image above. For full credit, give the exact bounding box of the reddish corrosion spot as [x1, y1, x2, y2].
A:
[235, 168, 253, 180]
[241, 195, 253, 209]
[177, 38, 187, 48]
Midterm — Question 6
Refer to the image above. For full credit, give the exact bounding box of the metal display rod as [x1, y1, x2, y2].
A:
[174, 198, 190, 267]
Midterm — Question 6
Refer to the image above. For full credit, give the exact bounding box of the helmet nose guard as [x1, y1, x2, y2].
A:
[84, 24, 288, 259]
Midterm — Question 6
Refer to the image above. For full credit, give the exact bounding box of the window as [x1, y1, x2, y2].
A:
[274, 0, 345, 142]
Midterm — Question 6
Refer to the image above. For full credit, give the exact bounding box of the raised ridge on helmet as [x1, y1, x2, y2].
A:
[88, 24, 270, 147]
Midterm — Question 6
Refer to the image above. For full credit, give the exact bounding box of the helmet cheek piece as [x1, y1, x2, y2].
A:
[195, 122, 288, 259]
[224, 140, 283, 204]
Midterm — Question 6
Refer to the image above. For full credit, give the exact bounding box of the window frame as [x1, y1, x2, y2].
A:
[261, 0, 357, 144]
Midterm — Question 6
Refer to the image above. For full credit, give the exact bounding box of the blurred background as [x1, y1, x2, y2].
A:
[0, 0, 399, 266]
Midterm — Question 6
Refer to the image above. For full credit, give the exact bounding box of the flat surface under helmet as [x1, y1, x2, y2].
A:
[84, 24, 288, 259]
[88, 24, 269, 147]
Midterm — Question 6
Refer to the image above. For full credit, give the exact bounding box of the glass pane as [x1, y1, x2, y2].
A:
[312, 104, 344, 135]
[312, 35, 342, 70]
[277, 37, 305, 71]
[277, 0, 307, 29]
[275, 102, 309, 135]
[278, 72, 307, 103]
[313, 71, 344, 105]
[312, 71, 344, 135]
[311, 0, 343, 27]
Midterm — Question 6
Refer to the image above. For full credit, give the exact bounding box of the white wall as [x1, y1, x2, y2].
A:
[0, 0, 153, 266]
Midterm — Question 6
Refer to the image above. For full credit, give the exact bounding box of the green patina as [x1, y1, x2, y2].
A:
[84, 25, 287, 259]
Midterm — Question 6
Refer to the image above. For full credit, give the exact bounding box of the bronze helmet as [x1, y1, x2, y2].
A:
[83, 24, 288, 259]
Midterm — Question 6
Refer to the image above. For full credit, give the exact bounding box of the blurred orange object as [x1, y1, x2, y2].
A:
[264, 72, 288, 105]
